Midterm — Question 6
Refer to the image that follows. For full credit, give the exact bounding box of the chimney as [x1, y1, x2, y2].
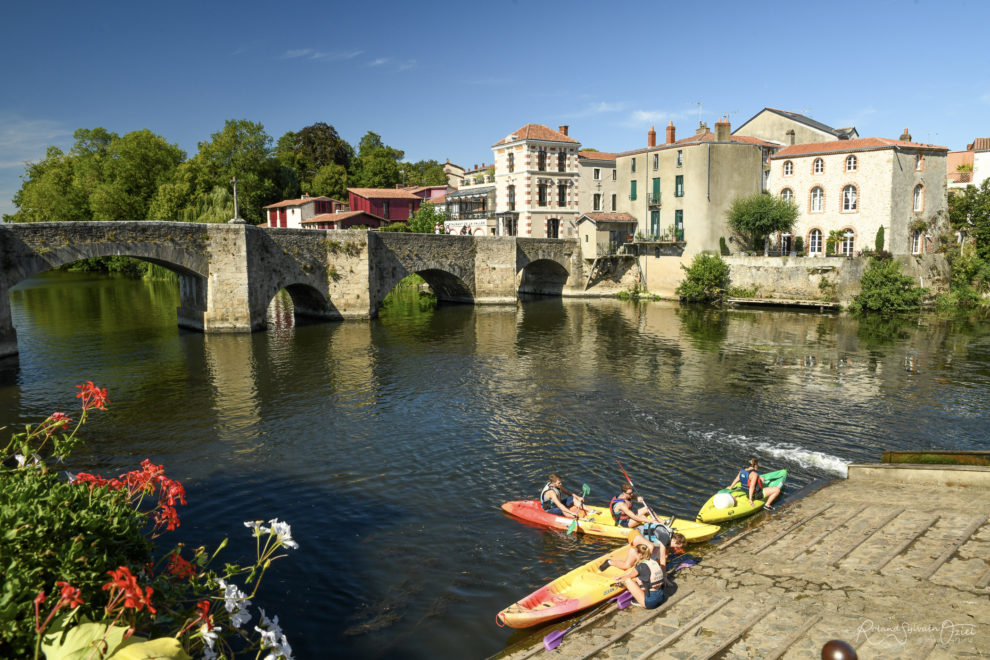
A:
[666, 121, 675, 144]
[715, 116, 731, 142]
[648, 125, 656, 147]
[696, 121, 709, 136]
[301, 194, 309, 199]
[900, 128, 912, 142]
[559, 125, 569, 136]
[786, 129, 795, 145]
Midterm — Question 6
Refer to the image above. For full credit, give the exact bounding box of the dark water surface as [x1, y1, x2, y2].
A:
[3, 272, 989, 658]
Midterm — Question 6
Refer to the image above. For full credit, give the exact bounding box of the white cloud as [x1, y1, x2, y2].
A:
[280, 49, 365, 62]
[563, 101, 626, 119]
[0, 115, 71, 169]
[397, 59, 417, 71]
[368, 58, 389, 67]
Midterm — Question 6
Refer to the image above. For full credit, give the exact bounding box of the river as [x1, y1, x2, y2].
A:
[2, 272, 988, 658]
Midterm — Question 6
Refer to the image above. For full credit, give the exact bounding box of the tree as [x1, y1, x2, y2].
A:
[275, 122, 353, 191]
[350, 131, 404, 188]
[949, 179, 990, 260]
[408, 202, 447, 233]
[675, 253, 730, 303]
[726, 193, 799, 253]
[6, 147, 90, 223]
[307, 163, 348, 201]
[403, 160, 447, 187]
[848, 258, 927, 313]
[91, 130, 185, 221]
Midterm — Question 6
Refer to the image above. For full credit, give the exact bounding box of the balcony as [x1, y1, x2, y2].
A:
[648, 193, 661, 207]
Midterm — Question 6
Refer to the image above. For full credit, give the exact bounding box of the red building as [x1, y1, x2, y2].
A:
[347, 188, 423, 222]
[301, 210, 386, 230]
[263, 195, 348, 228]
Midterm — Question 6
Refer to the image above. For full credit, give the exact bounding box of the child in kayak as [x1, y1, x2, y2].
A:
[609, 483, 657, 528]
[612, 544, 666, 609]
[539, 473, 586, 519]
[727, 457, 781, 510]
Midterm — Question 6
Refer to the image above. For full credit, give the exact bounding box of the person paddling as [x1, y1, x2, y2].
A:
[609, 483, 657, 529]
[539, 473, 586, 519]
[727, 457, 781, 510]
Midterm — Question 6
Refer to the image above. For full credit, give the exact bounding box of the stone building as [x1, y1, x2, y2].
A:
[576, 151, 618, 216]
[492, 123, 582, 238]
[769, 131, 948, 257]
[733, 107, 858, 147]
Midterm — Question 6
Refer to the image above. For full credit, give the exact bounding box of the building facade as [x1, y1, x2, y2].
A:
[347, 188, 423, 223]
[263, 196, 349, 229]
[577, 151, 618, 216]
[492, 124, 581, 238]
[770, 136, 948, 257]
[733, 107, 858, 146]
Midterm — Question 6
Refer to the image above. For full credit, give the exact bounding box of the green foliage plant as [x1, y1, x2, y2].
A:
[675, 253, 730, 303]
[1, 383, 298, 659]
[825, 230, 845, 256]
[793, 235, 804, 255]
[408, 203, 448, 234]
[725, 193, 798, 254]
[380, 221, 412, 232]
[818, 277, 837, 303]
[948, 179, 990, 260]
[875, 226, 885, 252]
[719, 236, 730, 256]
[849, 257, 927, 313]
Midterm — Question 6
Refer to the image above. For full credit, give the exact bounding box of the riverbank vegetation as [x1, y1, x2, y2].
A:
[726, 192, 798, 254]
[675, 253, 730, 303]
[849, 257, 927, 314]
[0, 384, 296, 659]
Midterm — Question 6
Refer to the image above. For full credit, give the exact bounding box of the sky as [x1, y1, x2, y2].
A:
[2, 0, 988, 218]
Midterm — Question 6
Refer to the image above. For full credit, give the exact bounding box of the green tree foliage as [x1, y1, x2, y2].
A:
[403, 159, 448, 187]
[275, 122, 353, 194]
[350, 131, 404, 188]
[849, 258, 927, 313]
[7, 147, 90, 222]
[408, 202, 447, 233]
[948, 179, 990, 260]
[675, 253, 730, 303]
[875, 226, 885, 252]
[307, 162, 349, 201]
[726, 193, 799, 253]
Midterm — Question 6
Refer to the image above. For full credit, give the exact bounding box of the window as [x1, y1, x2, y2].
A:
[630, 180, 637, 201]
[675, 175, 684, 197]
[547, 218, 559, 238]
[538, 148, 547, 171]
[810, 187, 824, 212]
[507, 185, 515, 211]
[842, 185, 858, 211]
[915, 154, 924, 171]
[612, 169, 617, 181]
[538, 183, 547, 206]
[611, 194, 616, 210]
[676, 150, 683, 166]
[783, 160, 793, 176]
[593, 168, 601, 180]
[558, 151, 566, 172]
[631, 158, 637, 173]
[653, 154, 659, 170]
[846, 155, 857, 172]
[841, 229, 855, 256]
[650, 210, 660, 237]
[813, 158, 824, 174]
[508, 152, 514, 173]
[913, 184, 924, 212]
[809, 229, 823, 254]
[557, 183, 566, 206]
[674, 209, 683, 241]
[912, 229, 923, 254]
[781, 188, 794, 203]
[383, 200, 390, 219]
[593, 193, 601, 211]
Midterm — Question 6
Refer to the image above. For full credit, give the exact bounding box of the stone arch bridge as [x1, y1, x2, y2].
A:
[0, 222, 589, 358]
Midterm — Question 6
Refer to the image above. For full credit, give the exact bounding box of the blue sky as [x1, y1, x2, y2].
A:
[2, 0, 987, 218]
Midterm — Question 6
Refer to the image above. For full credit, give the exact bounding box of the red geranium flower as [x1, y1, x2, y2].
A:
[103, 566, 156, 614]
[76, 381, 110, 411]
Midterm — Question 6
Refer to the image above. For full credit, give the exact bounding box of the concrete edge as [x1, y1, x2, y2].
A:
[848, 463, 990, 489]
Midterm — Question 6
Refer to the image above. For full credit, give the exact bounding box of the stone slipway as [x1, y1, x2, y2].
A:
[495, 464, 990, 659]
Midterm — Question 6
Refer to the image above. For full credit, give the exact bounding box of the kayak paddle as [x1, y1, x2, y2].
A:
[616, 461, 665, 525]
[565, 483, 592, 535]
[542, 590, 632, 651]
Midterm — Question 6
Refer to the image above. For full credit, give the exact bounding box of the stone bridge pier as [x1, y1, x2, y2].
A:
[0, 223, 587, 359]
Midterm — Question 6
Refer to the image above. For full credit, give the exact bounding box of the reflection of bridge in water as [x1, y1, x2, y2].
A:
[0, 222, 587, 358]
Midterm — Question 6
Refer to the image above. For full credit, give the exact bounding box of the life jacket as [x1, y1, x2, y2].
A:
[638, 559, 664, 591]
[739, 469, 764, 493]
[540, 483, 563, 511]
[609, 495, 631, 524]
[639, 522, 672, 548]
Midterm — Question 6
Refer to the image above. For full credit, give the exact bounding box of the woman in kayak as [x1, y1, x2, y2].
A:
[613, 544, 666, 609]
[609, 483, 657, 528]
[539, 473, 586, 518]
[600, 524, 686, 580]
[727, 458, 781, 510]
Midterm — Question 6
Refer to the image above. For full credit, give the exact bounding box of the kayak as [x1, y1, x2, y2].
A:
[501, 500, 720, 543]
[696, 469, 787, 523]
[496, 547, 699, 629]
[496, 545, 631, 628]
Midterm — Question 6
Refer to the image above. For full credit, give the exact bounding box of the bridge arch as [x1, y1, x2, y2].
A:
[256, 280, 341, 327]
[517, 258, 570, 296]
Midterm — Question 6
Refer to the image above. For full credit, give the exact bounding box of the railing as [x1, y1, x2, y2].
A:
[648, 193, 661, 207]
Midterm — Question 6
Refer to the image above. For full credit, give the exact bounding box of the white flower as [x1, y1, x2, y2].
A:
[256, 609, 293, 659]
[244, 520, 261, 534]
[65, 472, 77, 483]
[218, 579, 251, 628]
[259, 518, 299, 550]
[14, 454, 26, 468]
[200, 622, 221, 660]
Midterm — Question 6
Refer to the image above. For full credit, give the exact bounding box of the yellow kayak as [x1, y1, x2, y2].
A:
[696, 469, 788, 524]
[502, 500, 720, 543]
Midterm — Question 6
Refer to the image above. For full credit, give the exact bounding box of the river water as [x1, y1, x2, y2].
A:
[3, 272, 988, 658]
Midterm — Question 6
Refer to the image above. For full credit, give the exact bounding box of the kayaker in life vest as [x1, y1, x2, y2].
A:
[539, 473, 586, 519]
[726, 457, 782, 510]
[612, 544, 667, 609]
[600, 523, 687, 586]
[609, 483, 657, 529]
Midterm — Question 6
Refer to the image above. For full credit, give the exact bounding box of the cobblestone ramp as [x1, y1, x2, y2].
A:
[496, 471, 989, 659]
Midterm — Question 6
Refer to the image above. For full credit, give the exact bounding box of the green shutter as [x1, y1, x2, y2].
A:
[630, 180, 637, 200]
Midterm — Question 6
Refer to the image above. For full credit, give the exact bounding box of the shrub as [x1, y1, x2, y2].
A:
[793, 236, 804, 255]
[849, 257, 927, 313]
[380, 221, 411, 232]
[875, 226, 885, 252]
[719, 236, 730, 256]
[676, 253, 730, 303]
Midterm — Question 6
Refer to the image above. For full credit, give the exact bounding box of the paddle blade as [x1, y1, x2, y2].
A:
[615, 591, 634, 609]
[543, 629, 566, 651]
[566, 518, 578, 535]
[581, 483, 591, 497]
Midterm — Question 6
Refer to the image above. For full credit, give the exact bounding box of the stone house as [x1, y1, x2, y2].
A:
[492, 123, 582, 238]
[577, 151, 618, 216]
[769, 132, 948, 257]
[263, 195, 348, 229]
[733, 107, 858, 147]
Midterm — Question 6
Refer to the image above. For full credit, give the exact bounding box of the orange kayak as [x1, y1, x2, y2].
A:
[501, 500, 720, 543]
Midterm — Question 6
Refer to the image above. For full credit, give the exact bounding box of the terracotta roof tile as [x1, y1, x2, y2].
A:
[969, 137, 990, 151]
[301, 211, 385, 224]
[579, 212, 637, 223]
[347, 187, 422, 200]
[263, 196, 339, 209]
[771, 137, 948, 159]
[579, 151, 618, 161]
[493, 123, 579, 147]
